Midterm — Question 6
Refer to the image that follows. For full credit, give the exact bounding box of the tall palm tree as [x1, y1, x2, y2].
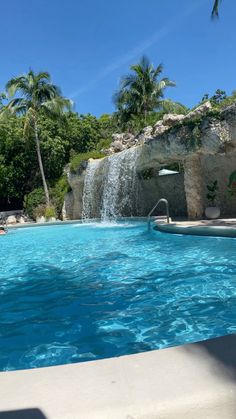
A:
[3, 70, 72, 206]
[212, 0, 221, 18]
[0, 92, 6, 108]
[113, 56, 175, 123]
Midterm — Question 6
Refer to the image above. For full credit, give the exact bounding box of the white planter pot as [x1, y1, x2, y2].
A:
[205, 206, 220, 219]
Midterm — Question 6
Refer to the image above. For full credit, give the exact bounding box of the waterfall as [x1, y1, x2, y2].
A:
[101, 147, 139, 219]
[82, 147, 140, 220]
[82, 159, 102, 219]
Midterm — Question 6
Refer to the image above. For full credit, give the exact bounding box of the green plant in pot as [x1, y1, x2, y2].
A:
[227, 170, 236, 197]
[205, 180, 220, 219]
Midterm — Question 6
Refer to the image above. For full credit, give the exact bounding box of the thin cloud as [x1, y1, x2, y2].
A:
[70, 1, 205, 99]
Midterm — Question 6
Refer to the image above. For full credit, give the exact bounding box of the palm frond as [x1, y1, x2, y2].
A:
[42, 97, 72, 117]
[211, 0, 220, 18]
[6, 98, 28, 115]
[114, 56, 175, 121]
[6, 76, 29, 97]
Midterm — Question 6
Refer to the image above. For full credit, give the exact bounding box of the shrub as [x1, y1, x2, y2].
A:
[70, 150, 105, 173]
[95, 138, 112, 151]
[206, 180, 218, 206]
[50, 175, 71, 217]
[24, 188, 45, 219]
[33, 204, 46, 220]
[44, 206, 56, 220]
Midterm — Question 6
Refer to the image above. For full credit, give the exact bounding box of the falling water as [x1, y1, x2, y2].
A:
[82, 147, 140, 220]
[82, 159, 102, 219]
[101, 147, 140, 219]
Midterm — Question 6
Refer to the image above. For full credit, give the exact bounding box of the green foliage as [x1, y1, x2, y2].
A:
[33, 204, 46, 219]
[63, 113, 104, 154]
[138, 168, 155, 180]
[44, 206, 56, 220]
[211, 89, 227, 105]
[2, 69, 72, 207]
[0, 107, 117, 210]
[215, 91, 236, 110]
[50, 175, 71, 216]
[113, 55, 175, 130]
[160, 100, 189, 115]
[70, 151, 105, 173]
[227, 170, 236, 197]
[211, 0, 220, 18]
[200, 90, 236, 112]
[206, 180, 218, 206]
[24, 177, 71, 219]
[95, 137, 112, 151]
[0, 115, 37, 208]
[24, 188, 45, 219]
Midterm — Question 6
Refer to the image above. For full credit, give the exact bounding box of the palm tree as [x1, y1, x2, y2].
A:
[113, 56, 175, 123]
[212, 0, 221, 18]
[3, 70, 72, 206]
[0, 92, 6, 108]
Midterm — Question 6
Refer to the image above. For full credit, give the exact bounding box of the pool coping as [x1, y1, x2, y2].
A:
[154, 219, 236, 238]
[5, 217, 148, 230]
[0, 334, 235, 419]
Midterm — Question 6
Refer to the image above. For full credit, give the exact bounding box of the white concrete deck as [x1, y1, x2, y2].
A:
[0, 334, 236, 419]
[171, 218, 236, 227]
[155, 218, 236, 237]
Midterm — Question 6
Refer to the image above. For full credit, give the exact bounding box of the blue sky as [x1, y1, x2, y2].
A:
[1, 0, 235, 116]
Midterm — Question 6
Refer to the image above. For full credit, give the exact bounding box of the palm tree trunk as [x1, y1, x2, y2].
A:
[34, 119, 50, 207]
[144, 109, 147, 125]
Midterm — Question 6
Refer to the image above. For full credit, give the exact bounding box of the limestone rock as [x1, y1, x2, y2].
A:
[47, 217, 57, 222]
[102, 147, 115, 155]
[153, 125, 169, 136]
[185, 101, 212, 121]
[122, 133, 135, 144]
[112, 141, 125, 152]
[112, 133, 124, 143]
[36, 216, 45, 223]
[162, 114, 186, 126]
[18, 216, 25, 224]
[62, 191, 74, 220]
[154, 120, 164, 128]
[6, 215, 16, 224]
[135, 126, 153, 145]
[142, 126, 153, 136]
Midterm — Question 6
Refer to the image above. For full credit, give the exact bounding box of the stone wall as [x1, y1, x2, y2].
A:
[201, 151, 236, 216]
[64, 103, 236, 220]
[137, 173, 187, 217]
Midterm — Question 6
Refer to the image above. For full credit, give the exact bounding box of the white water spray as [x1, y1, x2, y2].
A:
[82, 147, 140, 220]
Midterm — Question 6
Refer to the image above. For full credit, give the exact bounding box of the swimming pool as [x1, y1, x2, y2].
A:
[1, 221, 236, 371]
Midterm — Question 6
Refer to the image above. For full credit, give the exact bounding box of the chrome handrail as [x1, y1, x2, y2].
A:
[147, 198, 170, 230]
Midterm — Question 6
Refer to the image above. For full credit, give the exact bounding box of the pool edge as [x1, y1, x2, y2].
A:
[0, 334, 236, 419]
[154, 223, 236, 238]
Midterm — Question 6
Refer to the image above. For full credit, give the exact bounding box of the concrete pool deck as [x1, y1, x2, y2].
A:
[0, 334, 236, 419]
[155, 218, 236, 237]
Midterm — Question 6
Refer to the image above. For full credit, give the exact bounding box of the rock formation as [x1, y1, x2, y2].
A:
[64, 101, 236, 220]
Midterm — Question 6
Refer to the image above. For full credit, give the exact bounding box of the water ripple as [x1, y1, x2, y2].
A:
[0, 222, 236, 370]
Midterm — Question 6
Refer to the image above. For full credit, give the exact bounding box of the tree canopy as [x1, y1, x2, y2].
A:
[2, 70, 72, 207]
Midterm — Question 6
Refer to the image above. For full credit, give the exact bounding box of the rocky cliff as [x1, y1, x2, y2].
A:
[64, 101, 236, 220]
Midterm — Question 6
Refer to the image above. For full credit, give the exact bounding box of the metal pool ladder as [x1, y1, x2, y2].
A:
[147, 198, 170, 230]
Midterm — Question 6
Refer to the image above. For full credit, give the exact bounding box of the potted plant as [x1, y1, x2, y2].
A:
[205, 180, 220, 219]
[227, 170, 236, 197]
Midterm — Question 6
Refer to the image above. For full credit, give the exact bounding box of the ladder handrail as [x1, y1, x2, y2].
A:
[147, 198, 170, 230]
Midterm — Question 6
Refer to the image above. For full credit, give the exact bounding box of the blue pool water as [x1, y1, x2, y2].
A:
[1, 221, 236, 371]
